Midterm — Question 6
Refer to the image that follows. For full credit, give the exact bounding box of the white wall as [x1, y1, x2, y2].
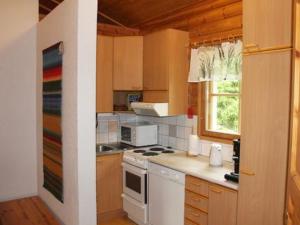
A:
[37, 0, 97, 225]
[0, 0, 38, 201]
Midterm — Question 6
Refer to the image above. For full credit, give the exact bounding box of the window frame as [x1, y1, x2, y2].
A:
[198, 81, 241, 143]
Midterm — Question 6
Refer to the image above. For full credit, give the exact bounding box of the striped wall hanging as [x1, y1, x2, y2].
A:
[42, 42, 64, 203]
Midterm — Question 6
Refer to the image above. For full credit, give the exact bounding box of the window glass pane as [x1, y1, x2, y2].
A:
[209, 95, 240, 133]
[212, 80, 240, 94]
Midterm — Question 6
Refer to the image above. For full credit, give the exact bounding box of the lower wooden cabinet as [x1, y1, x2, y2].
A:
[208, 185, 238, 225]
[96, 153, 124, 222]
[185, 175, 238, 225]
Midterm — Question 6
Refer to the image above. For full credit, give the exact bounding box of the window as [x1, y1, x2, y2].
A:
[199, 80, 241, 141]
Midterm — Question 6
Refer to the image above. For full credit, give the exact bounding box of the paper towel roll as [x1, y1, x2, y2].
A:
[188, 135, 201, 156]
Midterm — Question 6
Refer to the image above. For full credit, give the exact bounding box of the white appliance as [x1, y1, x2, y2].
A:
[209, 143, 223, 167]
[122, 146, 178, 225]
[120, 122, 158, 147]
[131, 102, 168, 117]
[148, 162, 185, 225]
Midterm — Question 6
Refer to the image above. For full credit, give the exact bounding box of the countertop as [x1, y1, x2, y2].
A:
[149, 151, 239, 190]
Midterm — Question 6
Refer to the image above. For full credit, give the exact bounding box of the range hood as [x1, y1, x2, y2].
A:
[131, 102, 168, 117]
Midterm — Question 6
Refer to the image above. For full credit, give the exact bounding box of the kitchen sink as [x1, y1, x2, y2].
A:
[96, 145, 115, 153]
[96, 142, 134, 154]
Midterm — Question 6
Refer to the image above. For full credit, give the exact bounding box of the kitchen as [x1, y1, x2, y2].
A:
[93, 1, 299, 225]
[0, 0, 298, 225]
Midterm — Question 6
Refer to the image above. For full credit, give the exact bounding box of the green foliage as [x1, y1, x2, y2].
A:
[215, 81, 240, 133]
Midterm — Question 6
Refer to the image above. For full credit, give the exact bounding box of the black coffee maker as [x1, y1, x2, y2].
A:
[224, 138, 240, 183]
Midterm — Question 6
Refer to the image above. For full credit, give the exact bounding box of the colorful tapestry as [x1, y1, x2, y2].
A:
[42, 42, 64, 203]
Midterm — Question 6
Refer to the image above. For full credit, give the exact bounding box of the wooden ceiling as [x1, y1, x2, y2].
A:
[39, 0, 243, 44]
[98, 0, 201, 28]
[39, 0, 201, 27]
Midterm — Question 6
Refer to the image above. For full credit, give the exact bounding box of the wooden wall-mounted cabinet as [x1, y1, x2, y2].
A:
[185, 176, 238, 225]
[143, 29, 189, 115]
[96, 153, 124, 222]
[243, 0, 293, 51]
[113, 36, 143, 91]
[96, 35, 113, 113]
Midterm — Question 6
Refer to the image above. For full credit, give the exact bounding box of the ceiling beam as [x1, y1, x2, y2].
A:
[97, 23, 140, 36]
[39, 3, 52, 12]
[98, 11, 128, 29]
[48, 0, 61, 4]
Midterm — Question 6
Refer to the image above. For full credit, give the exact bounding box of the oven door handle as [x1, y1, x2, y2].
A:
[121, 194, 146, 209]
[122, 162, 147, 175]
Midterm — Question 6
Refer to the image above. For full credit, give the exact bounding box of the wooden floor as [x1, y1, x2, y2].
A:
[0, 197, 60, 225]
[98, 216, 137, 225]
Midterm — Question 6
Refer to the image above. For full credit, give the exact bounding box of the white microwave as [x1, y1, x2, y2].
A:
[120, 122, 158, 147]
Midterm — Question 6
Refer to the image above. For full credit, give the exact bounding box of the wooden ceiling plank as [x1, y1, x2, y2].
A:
[138, 0, 240, 29]
[141, 1, 242, 34]
[129, 0, 202, 28]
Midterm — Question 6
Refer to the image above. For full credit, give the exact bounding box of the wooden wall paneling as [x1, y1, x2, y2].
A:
[190, 15, 242, 41]
[237, 51, 291, 225]
[96, 35, 113, 113]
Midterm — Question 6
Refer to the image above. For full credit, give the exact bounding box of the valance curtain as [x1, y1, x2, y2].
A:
[188, 40, 243, 82]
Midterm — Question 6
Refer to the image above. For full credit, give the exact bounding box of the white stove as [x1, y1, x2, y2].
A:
[123, 146, 176, 169]
[122, 145, 177, 225]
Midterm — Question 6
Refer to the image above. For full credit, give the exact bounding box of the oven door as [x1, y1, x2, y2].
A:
[122, 162, 147, 204]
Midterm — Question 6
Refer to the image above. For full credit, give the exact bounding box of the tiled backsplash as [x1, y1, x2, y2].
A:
[96, 113, 234, 162]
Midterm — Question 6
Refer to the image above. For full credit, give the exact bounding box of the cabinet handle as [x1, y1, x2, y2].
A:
[240, 169, 256, 176]
[244, 43, 259, 52]
[192, 183, 202, 187]
[132, 86, 141, 90]
[191, 212, 200, 217]
[210, 188, 222, 194]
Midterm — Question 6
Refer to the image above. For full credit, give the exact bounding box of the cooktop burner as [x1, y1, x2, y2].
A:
[133, 150, 146, 153]
[143, 152, 159, 156]
[149, 147, 165, 152]
[162, 150, 175, 154]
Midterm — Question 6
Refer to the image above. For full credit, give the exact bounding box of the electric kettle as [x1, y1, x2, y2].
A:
[209, 143, 223, 167]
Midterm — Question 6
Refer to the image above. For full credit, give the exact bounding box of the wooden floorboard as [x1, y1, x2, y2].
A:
[0, 196, 61, 225]
[98, 216, 137, 225]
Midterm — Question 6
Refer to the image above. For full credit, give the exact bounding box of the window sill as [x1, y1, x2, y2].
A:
[199, 135, 235, 145]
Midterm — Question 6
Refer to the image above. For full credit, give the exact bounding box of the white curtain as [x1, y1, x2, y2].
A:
[188, 40, 243, 82]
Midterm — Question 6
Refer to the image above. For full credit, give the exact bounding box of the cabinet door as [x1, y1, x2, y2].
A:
[238, 51, 291, 225]
[243, 0, 292, 51]
[96, 35, 113, 112]
[113, 36, 143, 90]
[208, 185, 237, 225]
[96, 154, 123, 214]
[143, 30, 170, 91]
